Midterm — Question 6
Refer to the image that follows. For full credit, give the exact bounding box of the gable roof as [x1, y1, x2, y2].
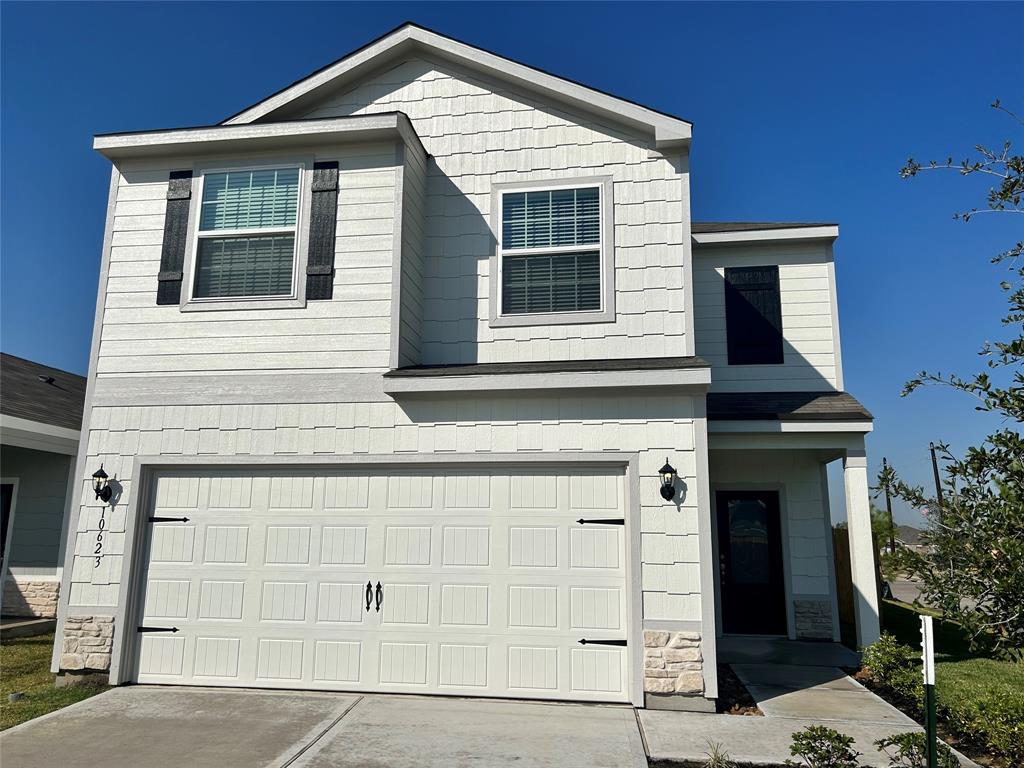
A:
[222, 22, 692, 150]
[1, 353, 86, 432]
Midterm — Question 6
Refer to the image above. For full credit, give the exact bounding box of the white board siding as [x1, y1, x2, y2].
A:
[708, 449, 833, 599]
[65, 392, 701, 625]
[693, 243, 840, 392]
[298, 56, 689, 365]
[98, 145, 402, 377]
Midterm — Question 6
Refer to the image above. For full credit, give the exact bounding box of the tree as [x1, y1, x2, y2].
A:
[875, 101, 1024, 658]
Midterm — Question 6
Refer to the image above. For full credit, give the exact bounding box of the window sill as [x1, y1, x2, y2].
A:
[180, 295, 306, 313]
[489, 308, 615, 328]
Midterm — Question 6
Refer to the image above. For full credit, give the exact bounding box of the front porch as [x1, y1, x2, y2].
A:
[705, 391, 879, 657]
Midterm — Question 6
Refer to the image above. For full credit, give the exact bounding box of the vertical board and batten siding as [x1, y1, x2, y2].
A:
[693, 242, 841, 392]
[397, 144, 427, 366]
[100, 144, 402, 377]
[298, 57, 690, 365]
[709, 449, 833, 599]
[66, 393, 702, 626]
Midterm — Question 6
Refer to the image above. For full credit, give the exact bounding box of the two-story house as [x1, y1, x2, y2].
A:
[52, 24, 878, 711]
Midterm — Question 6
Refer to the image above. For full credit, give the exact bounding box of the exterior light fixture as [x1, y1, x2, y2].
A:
[92, 465, 112, 503]
[659, 458, 677, 501]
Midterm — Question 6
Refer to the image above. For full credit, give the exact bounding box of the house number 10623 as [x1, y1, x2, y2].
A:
[94, 508, 107, 567]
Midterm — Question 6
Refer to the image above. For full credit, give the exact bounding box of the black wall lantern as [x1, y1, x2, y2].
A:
[92, 465, 112, 503]
[659, 458, 677, 501]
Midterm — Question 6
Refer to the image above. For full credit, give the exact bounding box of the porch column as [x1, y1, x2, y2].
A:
[843, 451, 880, 646]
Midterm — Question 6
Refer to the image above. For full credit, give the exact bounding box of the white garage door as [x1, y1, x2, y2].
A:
[132, 467, 631, 703]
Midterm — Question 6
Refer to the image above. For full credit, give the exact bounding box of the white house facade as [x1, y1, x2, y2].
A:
[52, 24, 878, 710]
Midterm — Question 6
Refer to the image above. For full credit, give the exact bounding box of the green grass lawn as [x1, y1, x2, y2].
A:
[1, 632, 107, 731]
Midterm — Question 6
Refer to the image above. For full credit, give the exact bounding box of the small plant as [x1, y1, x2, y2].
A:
[702, 740, 738, 768]
[784, 725, 862, 768]
[875, 732, 958, 768]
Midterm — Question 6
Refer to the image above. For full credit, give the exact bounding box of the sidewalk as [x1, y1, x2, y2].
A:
[639, 664, 976, 767]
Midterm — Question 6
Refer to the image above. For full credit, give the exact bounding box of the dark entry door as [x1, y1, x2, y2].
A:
[1, 484, 12, 574]
[716, 490, 786, 635]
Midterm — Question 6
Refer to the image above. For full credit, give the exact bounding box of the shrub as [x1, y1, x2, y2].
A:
[861, 633, 923, 715]
[875, 732, 958, 768]
[702, 740, 737, 768]
[784, 725, 861, 768]
[936, 660, 1024, 764]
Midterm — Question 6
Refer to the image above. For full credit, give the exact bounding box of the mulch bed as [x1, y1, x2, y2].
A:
[854, 668, 1004, 768]
[716, 664, 763, 716]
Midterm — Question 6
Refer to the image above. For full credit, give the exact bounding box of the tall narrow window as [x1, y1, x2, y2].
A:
[499, 186, 602, 315]
[724, 265, 784, 364]
[193, 167, 301, 299]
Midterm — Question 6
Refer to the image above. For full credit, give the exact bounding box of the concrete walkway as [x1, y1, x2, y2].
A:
[0, 686, 647, 768]
[640, 664, 976, 767]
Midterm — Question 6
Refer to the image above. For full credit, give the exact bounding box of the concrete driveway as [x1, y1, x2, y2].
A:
[0, 686, 647, 768]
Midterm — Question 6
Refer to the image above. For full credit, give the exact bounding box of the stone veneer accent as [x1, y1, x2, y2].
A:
[643, 629, 703, 695]
[794, 598, 834, 640]
[60, 615, 114, 672]
[2, 578, 60, 618]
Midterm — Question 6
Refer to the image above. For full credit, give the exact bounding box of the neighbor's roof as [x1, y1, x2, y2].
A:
[221, 22, 692, 149]
[1, 353, 87, 432]
[707, 391, 872, 422]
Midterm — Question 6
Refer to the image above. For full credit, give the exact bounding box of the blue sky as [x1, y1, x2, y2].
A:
[2, 2, 1019, 524]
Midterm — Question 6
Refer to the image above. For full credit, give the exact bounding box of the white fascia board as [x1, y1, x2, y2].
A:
[94, 114, 424, 161]
[222, 25, 692, 149]
[0, 414, 81, 455]
[693, 226, 840, 246]
[707, 419, 873, 434]
[383, 367, 712, 395]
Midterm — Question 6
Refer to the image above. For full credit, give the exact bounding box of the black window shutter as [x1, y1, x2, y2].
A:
[724, 265, 784, 365]
[156, 170, 193, 305]
[306, 161, 339, 300]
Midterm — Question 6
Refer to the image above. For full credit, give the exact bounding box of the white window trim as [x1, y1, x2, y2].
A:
[489, 176, 616, 327]
[180, 156, 314, 312]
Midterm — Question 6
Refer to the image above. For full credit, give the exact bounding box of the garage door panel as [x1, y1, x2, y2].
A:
[134, 468, 630, 702]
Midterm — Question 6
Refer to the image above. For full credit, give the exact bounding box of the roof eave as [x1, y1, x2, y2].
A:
[93, 113, 426, 161]
[692, 225, 840, 245]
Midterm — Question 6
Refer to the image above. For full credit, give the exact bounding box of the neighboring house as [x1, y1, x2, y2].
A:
[52, 24, 878, 710]
[1, 354, 85, 618]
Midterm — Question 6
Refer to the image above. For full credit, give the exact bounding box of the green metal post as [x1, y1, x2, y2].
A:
[921, 614, 937, 768]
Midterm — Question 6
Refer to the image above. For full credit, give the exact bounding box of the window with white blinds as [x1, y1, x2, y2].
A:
[499, 186, 603, 315]
[192, 167, 301, 299]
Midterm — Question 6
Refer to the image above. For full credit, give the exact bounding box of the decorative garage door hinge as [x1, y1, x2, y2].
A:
[148, 516, 190, 523]
[137, 626, 180, 633]
[578, 638, 627, 646]
[575, 518, 625, 525]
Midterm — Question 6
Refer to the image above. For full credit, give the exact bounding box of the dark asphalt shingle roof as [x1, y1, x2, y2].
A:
[707, 391, 872, 422]
[1, 353, 86, 432]
[692, 222, 835, 233]
[385, 356, 709, 378]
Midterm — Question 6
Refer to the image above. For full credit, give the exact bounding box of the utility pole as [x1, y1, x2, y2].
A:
[929, 442, 944, 524]
[882, 457, 896, 553]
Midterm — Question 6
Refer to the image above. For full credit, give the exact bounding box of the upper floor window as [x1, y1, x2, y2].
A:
[493, 180, 615, 324]
[724, 265, 784, 365]
[192, 167, 301, 300]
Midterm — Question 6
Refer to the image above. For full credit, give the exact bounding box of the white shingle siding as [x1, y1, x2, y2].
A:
[693, 242, 841, 392]
[300, 57, 690, 364]
[67, 393, 702, 620]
